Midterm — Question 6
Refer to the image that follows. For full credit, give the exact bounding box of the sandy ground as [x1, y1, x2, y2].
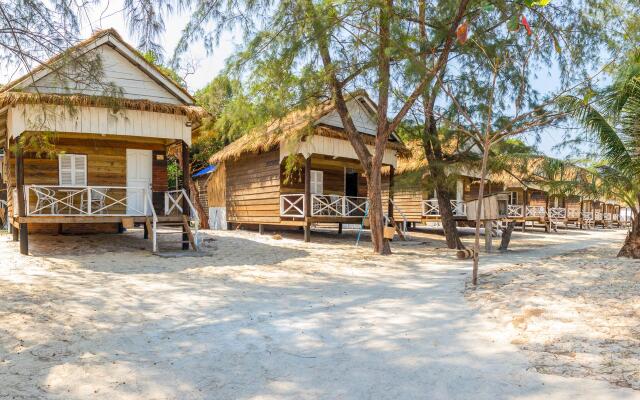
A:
[0, 226, 638, 399]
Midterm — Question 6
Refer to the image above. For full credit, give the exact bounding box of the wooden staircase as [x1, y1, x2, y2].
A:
[146, 215, 197, 253]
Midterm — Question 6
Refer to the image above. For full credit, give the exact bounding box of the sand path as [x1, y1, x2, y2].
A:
[0, 228, 637, 399]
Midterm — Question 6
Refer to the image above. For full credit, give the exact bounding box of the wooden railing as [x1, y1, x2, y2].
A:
[421, 199, 467, 217]
[280, 194, 305, 217]
[312, 195, 368, 217]
[507, 204, 523, 218]
[549, 207, 566, 219]
[526, 206, 546, 218]
[24, 185, 150, 216]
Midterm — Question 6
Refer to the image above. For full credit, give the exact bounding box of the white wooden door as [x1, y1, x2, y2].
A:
[126, 149, 152, 215]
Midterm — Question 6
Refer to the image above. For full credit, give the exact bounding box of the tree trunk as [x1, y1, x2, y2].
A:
[367, 169, 391, 255]
[435, 184, 464, 249]
[618, 212, 640, 258]
[499, 221, 515, 251]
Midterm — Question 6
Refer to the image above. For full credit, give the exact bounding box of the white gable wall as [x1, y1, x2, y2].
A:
[7, 104, 192, 145]
[26, 45, 182, 105]
[316, 98, 377, 135]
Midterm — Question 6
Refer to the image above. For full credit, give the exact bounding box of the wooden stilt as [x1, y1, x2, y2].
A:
[12, 224, 18, 241]
[143, 222, 149, 239]
[304, 222, 311, 242]
[338, 223, 343, 235]
[259, 224, 264, 235]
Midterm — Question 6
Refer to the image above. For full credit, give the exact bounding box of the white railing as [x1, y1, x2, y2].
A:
[145, 190, 158, 253]
[549, 207, 567, 219]
[422, 199, 440, 216]
[594, 211, 603, 220]
[164, 189, 200, 248]
[603, 212, 612, 221]
[280, 194, 305, 217]
[526, 206, 546, 218]
[567, 208, 580, 219]
[24, 185, 150, 216]
[507, 204, 524, 218]
[312, 195, 368, 217]
[582, 211, 594, 221]
[612, 213, 619, 221]
[451, 200, 467, 217]
[422, 199, 467, 217]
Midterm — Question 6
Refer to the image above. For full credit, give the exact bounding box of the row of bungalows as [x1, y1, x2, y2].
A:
[203, 92, 407, 241]
[388, 148, 627, 231]
[1, 29, 205, 254]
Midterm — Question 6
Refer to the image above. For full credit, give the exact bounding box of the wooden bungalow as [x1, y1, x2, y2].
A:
[206, 92, 407, 241]
[0, 29, 205, 254]
[392, 141, 510, 227]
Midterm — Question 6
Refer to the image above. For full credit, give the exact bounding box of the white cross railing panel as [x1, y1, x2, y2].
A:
[422, 199, 440, 216]
[594, 211, 603, 220]
[603, 212, 612, 221]
[343, 196, 369, 217]
[612, 213, 619, 221]
[312, 194, 344, 216]
[549, 207, 566, 219]
[526, 206, 546, 217]
[451, 200, 466, 216]
[507, 204, 523, 218]
[582, 211, 593, 221]
[24, 185, 149, 216]
[280, 194, 305, 217]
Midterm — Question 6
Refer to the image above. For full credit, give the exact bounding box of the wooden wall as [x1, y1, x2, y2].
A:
[226, 150, 281, 224]
[391, 188, 425, 222]
[207, 164, 226, 207]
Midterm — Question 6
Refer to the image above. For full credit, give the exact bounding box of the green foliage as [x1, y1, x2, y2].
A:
[141, 50, 186, 88]
[167, 157, 182, 190]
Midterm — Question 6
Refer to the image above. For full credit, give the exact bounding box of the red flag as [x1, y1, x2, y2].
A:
[521, 15, 532, 35]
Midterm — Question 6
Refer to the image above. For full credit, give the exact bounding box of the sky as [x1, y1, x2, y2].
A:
[2, 1, 597, 159]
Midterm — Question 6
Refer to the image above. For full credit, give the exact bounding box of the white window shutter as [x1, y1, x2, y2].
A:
[59, 154, 87, 186]
[310, 170, 323, 195]
[59, 155, 73, 186]
[74, 155, 87, 186]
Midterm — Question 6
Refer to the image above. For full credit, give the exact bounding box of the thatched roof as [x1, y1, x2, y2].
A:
[209, 93, 408, 164]
[0, 92, 207, 120]
[1, 29, 195, 104]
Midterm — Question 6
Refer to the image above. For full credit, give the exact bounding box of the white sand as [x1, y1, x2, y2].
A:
[0, 227, 638, 399]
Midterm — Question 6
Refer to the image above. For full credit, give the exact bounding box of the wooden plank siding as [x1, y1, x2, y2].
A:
[391, 188, 425, 222]
[225, 149, 281, 224]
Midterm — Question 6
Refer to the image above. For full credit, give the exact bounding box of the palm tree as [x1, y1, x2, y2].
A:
[559, 62, 640, 257]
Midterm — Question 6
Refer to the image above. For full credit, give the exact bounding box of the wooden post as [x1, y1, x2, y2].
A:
[338, 223, 343, 235]
[259, 224, 264, 235]
[16, 148, 28, 255]
[11, 222, 18, 241]
[143, 222, 149, 239]
[484, 220, 493, 252]
[181, 141, 190, 250]
[387, 165, 395, 219]
[522, 189, 528, 232]
[304, 156, 311, 242]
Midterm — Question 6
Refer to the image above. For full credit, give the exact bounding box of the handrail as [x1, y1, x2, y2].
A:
[180, 188, 200, 248]
[144, 189, 158, 253]
[388, 198, 408, 235]
[280, 194, 305, 217]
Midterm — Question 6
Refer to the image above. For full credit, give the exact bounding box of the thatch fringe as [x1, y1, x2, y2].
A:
[0, 92, 207, 120]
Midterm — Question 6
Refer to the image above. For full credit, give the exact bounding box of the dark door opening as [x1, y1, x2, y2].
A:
[345, 170, 359, 197]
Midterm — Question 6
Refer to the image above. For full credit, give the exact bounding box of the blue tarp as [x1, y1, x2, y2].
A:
[192, 165, 216, 178]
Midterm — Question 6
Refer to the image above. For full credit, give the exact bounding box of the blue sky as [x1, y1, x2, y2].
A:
[2, 2, 602, 160]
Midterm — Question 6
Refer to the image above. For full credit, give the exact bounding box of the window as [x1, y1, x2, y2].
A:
[509, 191, 518, 205]
[310, 170, 323, 194]
[59, 154, 87, 186]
